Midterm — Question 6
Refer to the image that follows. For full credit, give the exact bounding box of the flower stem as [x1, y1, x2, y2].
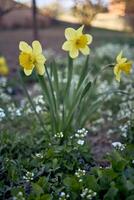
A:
[65, 55, 73, 96]
[18, 71, 47, 134]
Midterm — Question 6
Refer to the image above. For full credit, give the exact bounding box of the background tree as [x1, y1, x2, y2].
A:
[0, 0, 18, 19]
[43, 0, 63, 18]
[72, 0, 106, 27]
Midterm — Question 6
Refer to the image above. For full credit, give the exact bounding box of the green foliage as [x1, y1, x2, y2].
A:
[19, 55, 106, 137]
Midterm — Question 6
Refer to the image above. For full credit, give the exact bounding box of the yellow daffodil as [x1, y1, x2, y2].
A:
[19, 40, 46, 76]
[62, 25, 93, 59]
[114, 51, 132, 82]
[0, 57, 9, 76]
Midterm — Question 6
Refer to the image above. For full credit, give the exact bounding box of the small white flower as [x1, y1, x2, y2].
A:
[77, 139, 84, 145]
[60, 192, 65, 197]
[18, 192, 23, 196]
[112, 142, 125, 151]
[0, 108, 5, 121]
[75, 133, 79, 138]
[54, 132, 64, 138]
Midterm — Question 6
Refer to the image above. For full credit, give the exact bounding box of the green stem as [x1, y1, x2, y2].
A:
[37, 74, 57, 133]
[19, 71, 47, 133]
[65, 55, 73, 96]
[45, 66, 58, 120]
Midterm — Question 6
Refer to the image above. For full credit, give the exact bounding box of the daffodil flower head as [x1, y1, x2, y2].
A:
[114, 51, 132, 82]
[62, 25, 93, 59]
[19, 40, 46, 76]
[0, 57, 9, 76]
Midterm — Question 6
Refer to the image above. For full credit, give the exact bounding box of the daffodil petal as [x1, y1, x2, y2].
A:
[36, 54, 46, 64]
[120, 58, 127, 64]
[32, 40, 42, 54]
[62, 41, 73, 51]
[114, 65, 121, 82]
[86, 34, 93, 44]
[116, 51, 123, 63]
[116, 71, 121, 82]
[0, 66, 9, 76]
[76, 25, 84, 37]
[69, 48, 79, 58]
[24, 68, 33, 76]
[19, 41, 32, 53]
[65, 28, 76, 40]
[80, 46, 90, 55]
[0, 57, 6, 63]
[36, 64, 45, 75]
[114, 64, 119, 75]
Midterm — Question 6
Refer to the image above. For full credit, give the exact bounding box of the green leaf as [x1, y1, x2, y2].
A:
[111, 151, 128, 172]
[104, 186, 118, 200]
[32, 183, 44, 197]
[77, 55, 89, 89]
[63, 176, 81, 192]
[126, 180, 134, 191]
[80, 81, 91, 100]
[85, 175, 99, 191]
[126, 195, 134, 200]
[40, 194, 51, 200]
[37, 177, 49, 192]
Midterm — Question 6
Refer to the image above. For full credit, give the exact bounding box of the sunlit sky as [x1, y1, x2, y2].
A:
[16, 0, 109, 8]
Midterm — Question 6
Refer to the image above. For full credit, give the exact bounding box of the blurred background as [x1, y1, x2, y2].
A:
[0, 0, 134, 71]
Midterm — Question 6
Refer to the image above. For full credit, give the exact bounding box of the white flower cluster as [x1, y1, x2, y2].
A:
[13, 191, 25, 200]
[119, 123, 129, 138]
[8, 104, 22, 118]
[75, 128, 88, 146]
[23, 171, 34, 182]
[0, 77, 7, 87]
[117, 102, 131, 120]
[75, 168, 86, 182]
[0, 77, 11, 104]
[0, 108, 5, 121]
[59, 192, 70, 200]
[94, 43, 134, 61]
[112, 142, 125, 151]
[34, 95, 45, 105]
[0, 89, 11, 102]
[81, 188, 97, 199]
[54, 132, 64, 138]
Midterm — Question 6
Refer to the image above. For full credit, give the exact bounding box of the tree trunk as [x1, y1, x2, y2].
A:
[32, 0, 38, 40]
